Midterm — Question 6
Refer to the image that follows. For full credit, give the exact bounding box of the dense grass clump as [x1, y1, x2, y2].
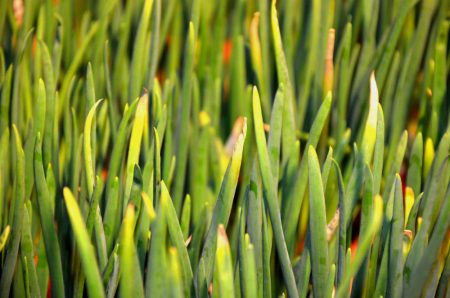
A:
[0, 0, 449, 297]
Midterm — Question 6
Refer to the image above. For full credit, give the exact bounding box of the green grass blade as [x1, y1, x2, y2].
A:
[383, 131, 408, 202]
[331, 159, 346, 287]
[326, 264, 336, 298]
[295, 245, 311, 298]
[436, 245, 450, 296]
[105, 253, 119, 298]
[104, 177, 120, 254]
[63, 187, 105, 298]
[0, 126, 26, 297]
[21, 203, 40, 298]
[129, 0, 153, 101]
[124, 94, 148, 204]
[372, 104, 385, 195]
[168, 248, 185, 297]
[242, 234, 258, 298]
[102, 245, 119, 286]
[84, 99, 104, 198]
[270, 0, 296, 164]
[406, 132, 423, 196]
[212, 225, 235, 298]
[404, 184, 450, 297]
[181, 194, 191, 240]
[146, 0, 161, 91]
[261, 205, 272, 298]
[268, 85, 284, 186]
[106, 99, 139, 192]
[252, 87, 298, 297]
[249, 12, 270, 118]
[0, 66, 12, 133]
[246, 163, 264, 298]
[387, 175, 404, 298]
[160, 181, 193, 296]
[283, 92, 332, 253]
[120, 204, 145, 298]
[198, 118, 246, 284]
[334, 22, 352, 139]
[0, 226, 10, 252]
[360, 73, 379, 164]
[336, 195, 383, 298]
[38, 40, 55, 170]
[307, 146, 329, 298]
[145, 200, 168, 297]
[59, 22, 99, 112]
[173, 22, 196, 213]
[352, 165, 374, 296]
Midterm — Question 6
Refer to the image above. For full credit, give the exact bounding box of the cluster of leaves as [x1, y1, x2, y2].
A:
[0, 0, 449, 297]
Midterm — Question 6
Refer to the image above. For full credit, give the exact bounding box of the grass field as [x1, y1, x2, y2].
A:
[0, 0, 449, 297]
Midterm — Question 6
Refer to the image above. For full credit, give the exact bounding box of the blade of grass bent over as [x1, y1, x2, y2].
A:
[84, 99, 104, 198]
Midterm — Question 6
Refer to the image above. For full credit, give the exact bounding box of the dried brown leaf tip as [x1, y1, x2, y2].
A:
[225, 116, 247, 155]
